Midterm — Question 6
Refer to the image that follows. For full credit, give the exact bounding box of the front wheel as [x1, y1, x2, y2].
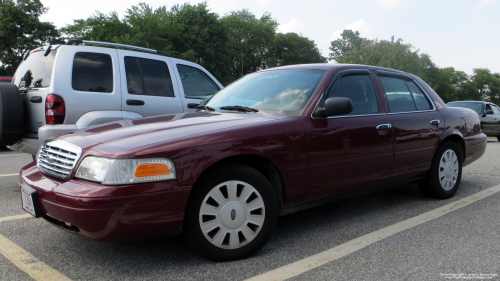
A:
[419, 141, 462, 199]
[183, 164, 278, 261]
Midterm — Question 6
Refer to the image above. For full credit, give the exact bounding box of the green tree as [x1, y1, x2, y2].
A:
[219, 9, 277, 82]
[328, 29, 364, 62]
[0, 0, 60, 75]
[270, 32, 326, 66]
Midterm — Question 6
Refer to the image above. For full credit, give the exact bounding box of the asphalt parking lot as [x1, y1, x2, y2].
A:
[1, 141, 499, 281]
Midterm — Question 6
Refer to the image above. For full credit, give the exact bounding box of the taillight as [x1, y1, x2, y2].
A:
[45, 94, 65, 124]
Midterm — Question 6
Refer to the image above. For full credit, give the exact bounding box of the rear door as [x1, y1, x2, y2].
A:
[118, 50, 183, 117]
[375, 71, 444, 184]
[170, 59, 223, 112]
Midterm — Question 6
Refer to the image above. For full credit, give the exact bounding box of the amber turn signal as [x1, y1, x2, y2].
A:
[134, 163, 171, 178]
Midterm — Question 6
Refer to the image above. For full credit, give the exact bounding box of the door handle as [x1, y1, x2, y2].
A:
[126, 99, 145, 106]
[29, 96, 42, 103]
[430, 119, 440, 126]
[376, 124, 392, 130]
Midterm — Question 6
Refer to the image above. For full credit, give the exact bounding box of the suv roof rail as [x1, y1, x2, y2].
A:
[66, 40, 171, 57]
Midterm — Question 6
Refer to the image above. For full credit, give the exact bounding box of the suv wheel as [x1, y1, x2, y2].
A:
[183, 164, 278, 261]
[419, 141, 462, 199]
[0, 84, 24, 146]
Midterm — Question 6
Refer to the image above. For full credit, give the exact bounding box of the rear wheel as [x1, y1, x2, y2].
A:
[419, 141, 462, 199]
[0, 83, 24, 146]
[497, 136, 500, 142]
[183, 164, 278, 261]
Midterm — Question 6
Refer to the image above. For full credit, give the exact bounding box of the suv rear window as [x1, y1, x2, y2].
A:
[12, 49, 57, 88]
[72, 52, 113, 93]
[447, 102, 482, 114]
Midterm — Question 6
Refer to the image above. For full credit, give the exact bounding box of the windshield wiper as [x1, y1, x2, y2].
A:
[195, 105, 215, 111]
[219, 105, 259, 113]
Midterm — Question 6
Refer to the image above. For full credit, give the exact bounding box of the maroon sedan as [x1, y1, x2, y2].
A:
[19, 64, 486, 261]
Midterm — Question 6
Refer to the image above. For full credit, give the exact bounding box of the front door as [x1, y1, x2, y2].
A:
[305, 70, 394, 201]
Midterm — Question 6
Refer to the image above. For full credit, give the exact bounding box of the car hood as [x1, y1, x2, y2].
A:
[56, 112, 288, 155]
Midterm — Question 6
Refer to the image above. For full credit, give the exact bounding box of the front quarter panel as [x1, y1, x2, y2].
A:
[121, 116, 309, 206]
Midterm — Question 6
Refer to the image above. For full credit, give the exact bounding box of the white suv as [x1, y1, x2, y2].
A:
[0, 41, 223, 155]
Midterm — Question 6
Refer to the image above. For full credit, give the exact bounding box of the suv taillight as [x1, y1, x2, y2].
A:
[45, 94, 65, 124]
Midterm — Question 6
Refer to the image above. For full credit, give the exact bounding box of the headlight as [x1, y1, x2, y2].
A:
[75, 156, 176, 185]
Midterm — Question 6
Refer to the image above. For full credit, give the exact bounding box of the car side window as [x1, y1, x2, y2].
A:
[380, 76, 432, 112]
[327, 75, 378, 115]
[491, 105, 500, 115]
[406, 81, 432, 110]
[124, 57, 174, 97]
[72, 52, 113, 93]
[176, 64, 220, 99]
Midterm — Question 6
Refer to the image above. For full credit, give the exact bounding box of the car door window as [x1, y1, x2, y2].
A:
[380, 77, 432, 112]
[72, 52, 113, 93]
[406, 81, 432, 110]
[492, 105, 500, 115]
[124, 57, 174, 97]
[176, 64, 219, 99]
[327, 75, 378, 115]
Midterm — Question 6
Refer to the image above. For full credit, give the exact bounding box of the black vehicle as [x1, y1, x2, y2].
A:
[447, 101, 500, 141]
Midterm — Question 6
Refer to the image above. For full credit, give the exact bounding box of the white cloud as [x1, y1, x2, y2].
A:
[478, 0, 499, 8]
[277, 19, 306, 34]
[327, 19, 378, 42]
[378, 0, 399, 9]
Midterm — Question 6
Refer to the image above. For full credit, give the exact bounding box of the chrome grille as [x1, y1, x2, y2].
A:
[37, 140, 82, 180]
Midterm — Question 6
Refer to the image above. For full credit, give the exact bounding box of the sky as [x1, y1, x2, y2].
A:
[39, 0, 500, 75]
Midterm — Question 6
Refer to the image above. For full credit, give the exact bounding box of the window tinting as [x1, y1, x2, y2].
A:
[380, 77, 416, 112]
[177, 64, 219, 99]
[406, 81, 432, 110]
[125, 57, 174, 97]
[327, 75, 378, 115]
[72, 52, 113, 93]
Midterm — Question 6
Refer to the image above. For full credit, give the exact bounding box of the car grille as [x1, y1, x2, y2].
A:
[37, 140, 82, 180]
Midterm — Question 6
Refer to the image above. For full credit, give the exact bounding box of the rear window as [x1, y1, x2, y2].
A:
[72, 52, 113, 93]
[12, 49, 57, 88]
[447, 102, 482, 114]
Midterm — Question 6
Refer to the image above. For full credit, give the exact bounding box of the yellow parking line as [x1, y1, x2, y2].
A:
[0, 214, 34, 223]
[246, 183, 500, 281]
[0, 173, 18, 177]
[0, 234, 71, 280]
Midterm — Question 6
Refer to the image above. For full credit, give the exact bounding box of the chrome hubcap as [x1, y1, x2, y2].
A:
[199, 180, 265, 249]
[438, 149, 459, 191]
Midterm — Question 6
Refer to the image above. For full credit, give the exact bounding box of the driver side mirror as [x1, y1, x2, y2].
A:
[315, 97, 353, 118]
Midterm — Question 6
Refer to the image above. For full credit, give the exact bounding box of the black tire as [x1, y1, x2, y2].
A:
[497, 136, 500, 142]
[419, 141, 462, 199]
[182, 164, 279, 261]
[0, 83, 24, 146]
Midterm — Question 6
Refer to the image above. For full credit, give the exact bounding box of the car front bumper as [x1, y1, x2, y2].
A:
[19, 162, 191, 242]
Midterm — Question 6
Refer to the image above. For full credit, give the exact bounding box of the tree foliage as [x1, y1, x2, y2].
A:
[61, 3, 326, 85]
[0, 0, 60, 75]
[329, 29, 500, 103]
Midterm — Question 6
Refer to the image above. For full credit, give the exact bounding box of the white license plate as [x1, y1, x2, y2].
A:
[21, 186, 36, 217]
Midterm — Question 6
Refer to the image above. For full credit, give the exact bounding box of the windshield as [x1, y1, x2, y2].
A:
[12, 48, 57, 88]
[447, 102, 482, 114]
[206, 69, 327, 116]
